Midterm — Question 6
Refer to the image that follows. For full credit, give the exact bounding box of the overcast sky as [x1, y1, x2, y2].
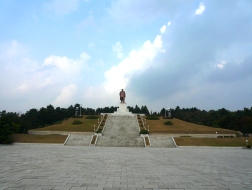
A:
[1, 0, 252, 113]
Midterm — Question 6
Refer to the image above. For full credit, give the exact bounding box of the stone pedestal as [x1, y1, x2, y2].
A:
[112, 103, 133, 116]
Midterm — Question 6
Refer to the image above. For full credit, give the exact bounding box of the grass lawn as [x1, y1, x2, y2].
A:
[146, 117, 237, 134]
[174, 137, 252, 147]
[11, 134, 67, 143]
[31, 115, 102, 132]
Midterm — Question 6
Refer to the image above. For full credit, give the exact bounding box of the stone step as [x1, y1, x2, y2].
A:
[103, 115, 139, 137]
[149, 135, 176, 148]
[64, 134, 92, 146]
[96, 136, 144, 147]
[96, 115, 144, 147]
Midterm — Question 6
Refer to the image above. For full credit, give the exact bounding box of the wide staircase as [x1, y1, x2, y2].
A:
[64, 134, 91, 146]
[149, 135, 177, 148]
[95, 115, 144, 147]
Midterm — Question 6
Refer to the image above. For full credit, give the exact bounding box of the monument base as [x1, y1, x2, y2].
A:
[112, 103, 134, 116]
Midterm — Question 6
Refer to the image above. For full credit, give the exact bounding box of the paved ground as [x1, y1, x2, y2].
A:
[0, 144, 251, 190]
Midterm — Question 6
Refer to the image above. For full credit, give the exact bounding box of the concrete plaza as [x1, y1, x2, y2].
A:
[0, 144, 251, 190]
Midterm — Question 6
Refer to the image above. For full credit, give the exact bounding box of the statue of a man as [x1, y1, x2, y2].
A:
[119, 89, 126, 103]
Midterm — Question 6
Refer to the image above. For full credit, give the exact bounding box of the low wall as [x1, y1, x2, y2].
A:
[150, 133, 236, 138]
[28, 130, 93, 135]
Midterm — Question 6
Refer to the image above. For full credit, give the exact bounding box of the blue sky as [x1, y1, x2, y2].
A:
[1, 0, 252, 113]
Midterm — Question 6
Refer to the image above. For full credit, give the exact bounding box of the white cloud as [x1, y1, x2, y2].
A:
[11, 52, 90, 94]
[0, 40, 92, 111]
[45, 0, 80, 15]
[195, 2, 205, 15]
[104, 31, 163, 93]
[43, 52, 90, 74]
[216, 61, 227, 69]
[160, 25, 166, 34]
[167, 21, 171, 26]
[0, 40, 26, 58]
[53, 84, 78, 106]
[0, 40, 38, 95]
[112, 41, 124, 59]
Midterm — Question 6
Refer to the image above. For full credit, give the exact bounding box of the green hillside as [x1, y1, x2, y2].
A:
[30, 115, 101, 132]
[146, 117, 237, 134]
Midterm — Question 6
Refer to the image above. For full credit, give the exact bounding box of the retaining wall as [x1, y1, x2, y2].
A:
[28, 130, 93, 135]
[150, 133, 236, 138]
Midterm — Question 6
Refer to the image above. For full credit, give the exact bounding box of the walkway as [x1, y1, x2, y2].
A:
[1, 144, 252, 190]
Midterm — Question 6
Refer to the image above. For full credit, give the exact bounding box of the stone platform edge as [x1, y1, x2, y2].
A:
[101, 113, 145, 116]
[150, 133, 236, 138]
[28, 131, 93, 135]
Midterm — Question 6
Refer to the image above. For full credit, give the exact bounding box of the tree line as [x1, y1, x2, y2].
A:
[0, 104, 150, 142]
[1, 104, 251, 143]
[170, 106, 252, 133]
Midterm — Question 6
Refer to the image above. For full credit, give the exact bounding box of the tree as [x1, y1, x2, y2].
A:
[141, 105, 150, 115]
[0, 111, 14, 144]
[160, 108, 165, 115]
[134, 105, 141, 113]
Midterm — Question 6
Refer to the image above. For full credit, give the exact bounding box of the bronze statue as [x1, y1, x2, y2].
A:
[119, 89, 126, 103]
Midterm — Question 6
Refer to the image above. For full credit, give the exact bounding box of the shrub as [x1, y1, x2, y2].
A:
[164, 121, 173, 125]
[145, 116, 159, 120]
[86, 116, 99, 119]
[72, 120, 82, 125]
[247, 145, 251, 149]
[139, 129, 149, 134]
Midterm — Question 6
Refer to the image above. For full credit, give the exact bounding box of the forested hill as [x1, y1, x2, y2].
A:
[1, 104, 252, 143]
[170, 106, 252, 133]
[0, 104, 150, 136]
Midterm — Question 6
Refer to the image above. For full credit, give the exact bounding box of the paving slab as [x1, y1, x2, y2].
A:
[0, 144, 252, 190]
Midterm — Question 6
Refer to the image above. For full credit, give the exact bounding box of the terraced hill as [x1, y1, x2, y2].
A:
[30, 115, 101, 132]
[30, 115, 237, 135]
[146, 117, 237, 134]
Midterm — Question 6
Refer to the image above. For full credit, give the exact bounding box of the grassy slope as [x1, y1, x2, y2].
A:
[147, 117, 237, 134]
[31, 115, 102, 132]
[15, 115, 244, 146]
[175, 137, 252, 147]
